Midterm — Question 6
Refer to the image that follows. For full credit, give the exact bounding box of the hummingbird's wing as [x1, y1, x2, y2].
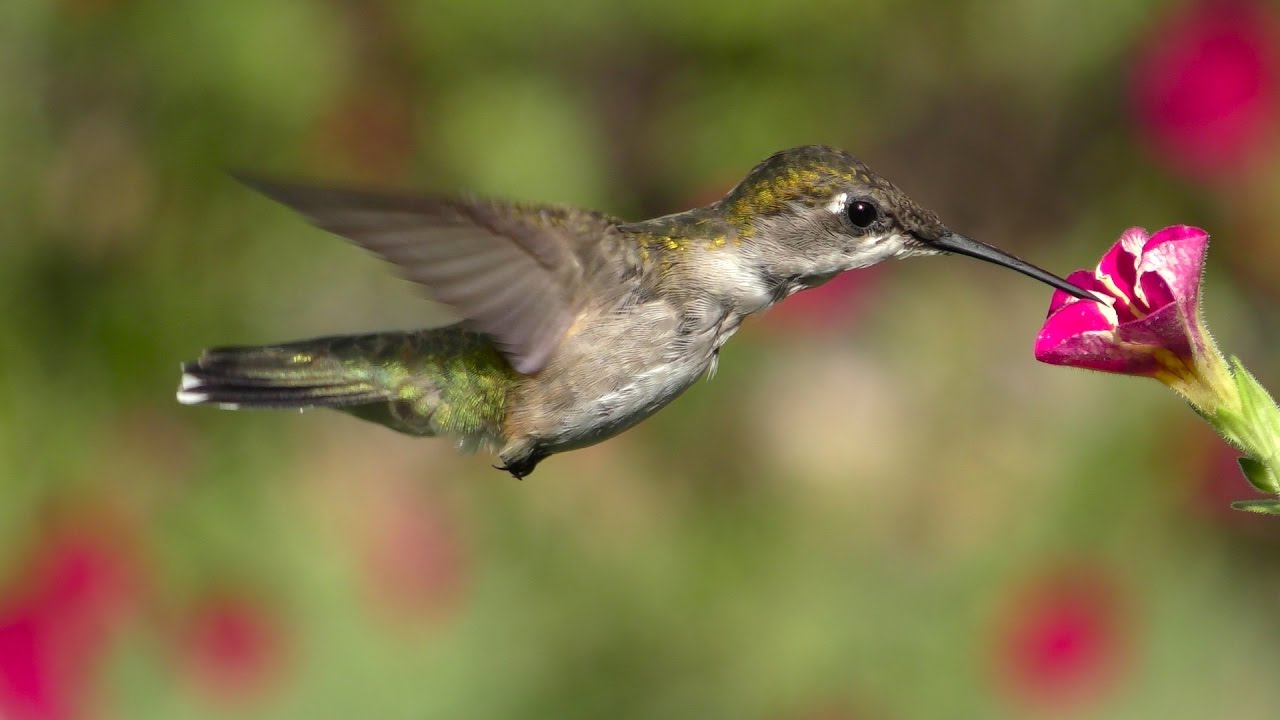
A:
[237, 177, 589, 375]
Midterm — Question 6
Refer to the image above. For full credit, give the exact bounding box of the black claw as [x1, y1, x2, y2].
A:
[492, 450, 548, 480]
[492, 463, 530, 481]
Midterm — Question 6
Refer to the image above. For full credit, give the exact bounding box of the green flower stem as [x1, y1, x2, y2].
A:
[1204, 357, 1280, 513]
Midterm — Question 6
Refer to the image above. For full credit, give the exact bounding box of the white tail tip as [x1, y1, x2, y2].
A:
[176, 389, 209, 405]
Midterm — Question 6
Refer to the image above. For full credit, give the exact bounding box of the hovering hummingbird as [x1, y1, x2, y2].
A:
[178, 145, 1090, 478]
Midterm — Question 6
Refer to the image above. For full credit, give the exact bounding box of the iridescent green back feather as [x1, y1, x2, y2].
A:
[323, 326, 515, 441]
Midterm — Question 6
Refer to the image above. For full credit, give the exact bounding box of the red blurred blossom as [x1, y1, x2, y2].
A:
[178, 591, 287, 707]
[0, 517, 143, 720]
[761, 267, 881, 333]
[991, 565, 1129, 711]
[1035, 226, 1232, 412]
[1186, 421, 1280, 535]
[360, 492, 467, 621]
[1131, 0, 1280, 179]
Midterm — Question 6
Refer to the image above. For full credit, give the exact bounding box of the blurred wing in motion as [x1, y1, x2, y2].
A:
[239, 177, 586, 374]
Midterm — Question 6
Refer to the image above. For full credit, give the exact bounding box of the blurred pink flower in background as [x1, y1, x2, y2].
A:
[760, 268, 881, 333]
[359, 488, 468, 623]
[1131, 0, 1280, 180]
[1183, 422, 1280, 536]
[178, 590, 287, 707]
[990, 565, 1129, 712]
[0, 514, 143, 720]
[296, 430, 472, 628]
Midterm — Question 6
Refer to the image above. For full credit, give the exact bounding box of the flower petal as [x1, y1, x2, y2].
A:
[1095, 228, 1147, 303]
[1040, 299, 1117, 342]
[1036, 301, 1161, 374]
[1136, 225, 1208, 311]
[1036, 301, 1113, 359]
[1116, 302, 1194, 362]
[1137, 270, 1174, 313]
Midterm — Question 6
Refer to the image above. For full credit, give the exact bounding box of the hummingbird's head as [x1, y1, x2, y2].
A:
[720, 145, 1092, 300]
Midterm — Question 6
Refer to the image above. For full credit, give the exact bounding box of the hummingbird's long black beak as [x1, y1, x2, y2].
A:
[931, 232, 1095, 301]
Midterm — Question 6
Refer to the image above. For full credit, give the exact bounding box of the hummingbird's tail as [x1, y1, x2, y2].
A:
[177, 344, 389, 410]
[177, 327, 515, 445]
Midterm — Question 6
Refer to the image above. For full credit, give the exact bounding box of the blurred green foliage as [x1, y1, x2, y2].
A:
[2, 0, 1280, 718]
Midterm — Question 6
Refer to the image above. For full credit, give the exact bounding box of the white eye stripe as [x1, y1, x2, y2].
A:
[826, 192, 849, 214]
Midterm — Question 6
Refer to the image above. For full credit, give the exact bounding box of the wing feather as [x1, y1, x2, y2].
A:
[238, 177, 585, 374]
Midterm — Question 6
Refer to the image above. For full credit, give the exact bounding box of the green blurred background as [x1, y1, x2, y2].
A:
[3, 0, 1280, 718]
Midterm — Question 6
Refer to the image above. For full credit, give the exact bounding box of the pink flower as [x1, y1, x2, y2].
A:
[178, 591, 286, 707]
[0, 519, 142, 720]
[991, 565, 1129, 711]
[359, 491, 467, 622]
[1130, 0, 1280, 179]
[761, 267, 880, 333]
[1034, 226, 1231, 411]
[1182, 421, 1280, 534]
[1039, 225, 1280, 512]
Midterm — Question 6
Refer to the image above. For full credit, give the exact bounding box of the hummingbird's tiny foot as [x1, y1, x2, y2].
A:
[493, 449, 548, 480]
[492, 463, 527, 481]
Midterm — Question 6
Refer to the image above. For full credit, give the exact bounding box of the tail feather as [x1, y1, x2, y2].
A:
[178, 344, 390, 410]
[177, 327, 515, 444]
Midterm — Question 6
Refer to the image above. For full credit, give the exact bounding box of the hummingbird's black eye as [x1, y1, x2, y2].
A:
[845, 200, 879, 229]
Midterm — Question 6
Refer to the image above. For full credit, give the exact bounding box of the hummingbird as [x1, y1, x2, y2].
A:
[178, 145, 1090, 478]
